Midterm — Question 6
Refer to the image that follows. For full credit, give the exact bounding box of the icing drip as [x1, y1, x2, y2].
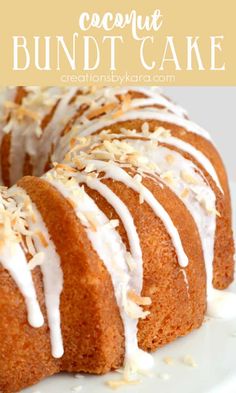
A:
[72, 136, 235, 319]
[9, 87, 63, 185]
[0, 242, 44, 328]
[44, 170, 154, 373]
[125, 140, 236, 316]
[35, 87, 79, 177]
[207, 288, 236, 319]
[77, 173, 143, 294]
[0, 186, 44, 328]
[12, 186, 64, 358]
[157, 135, 223, 193]
[76, 160, 189, 268]
[87, 86, 188, 118]
[78, 109, 211, 140]
[119, 139, 216, 295]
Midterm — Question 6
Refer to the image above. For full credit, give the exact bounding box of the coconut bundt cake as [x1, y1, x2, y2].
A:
[0, 86, 235, 393]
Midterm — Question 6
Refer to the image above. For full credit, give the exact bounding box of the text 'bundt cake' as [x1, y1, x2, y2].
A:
[0, 86, 235, 393]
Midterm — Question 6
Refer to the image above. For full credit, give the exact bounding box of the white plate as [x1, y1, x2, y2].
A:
[22, 183, 236, 393]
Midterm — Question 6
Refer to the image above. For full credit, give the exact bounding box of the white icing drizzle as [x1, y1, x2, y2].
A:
[120, 139, 215, 294]
[78, 160, 189, 268]
[92, 86, 188, 118]
[77, 173, 143, 293]
[34, 87, 79, 177]
[9, 88, 63, 185]
[44, 170, 154, 373]
[0, 242, 44, 328]
[79, 137, 236, 319]
[12, 186, 64, 358]
[181, 269, 190, 296]
[157, 135, 223, 193]
[77, 109, 211, 140]
[129, 137, 236, 319]
[53, 108, 211, 168]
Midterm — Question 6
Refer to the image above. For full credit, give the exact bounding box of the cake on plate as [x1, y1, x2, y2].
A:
[0, 86, 235, 393]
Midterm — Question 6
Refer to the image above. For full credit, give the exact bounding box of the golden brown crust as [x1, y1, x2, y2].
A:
[160, 142, 234, 289]
[0, 133, 11, 187]
[0, 176, 124, 392]
[0, 172, 206, 392]
[89, 118, 234, 290]
[85, 175, 206, 351]
[0, 262, 59, 393]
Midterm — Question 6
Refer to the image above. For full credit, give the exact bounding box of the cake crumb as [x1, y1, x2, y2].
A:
[183, 355, 198, 368]
[163, 356, 174, 365]
[106, 379, 141, 389]
[71, 385, 82, 392]
[165, 154, 175, 164]
[74, 374, 85, 379]
[158, 372, 171, 380]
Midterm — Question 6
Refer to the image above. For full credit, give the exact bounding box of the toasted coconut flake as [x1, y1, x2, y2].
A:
[0, 188, 35, 250]
[15, 105, 39, 121]
[153, 126, 172, 138]
[180, 188, 190, 198]
[121, 93, 132, 112]
[165, 154, 175, 164]
[183, 355, 198, 368]
[35, 230, 49, 248]
[163, 356, 174, 365]
[106, 379, 141, 389]
[99, 130, 113, 140]
[87, 102, 117, 120]
[158, 372, 171, 380]
[35, 125, 43, 137]
[26, 235, 36, 256]
[141, 122, 149, 133]
[30, 213, 37, 224]
[71, 385, 82, 392]
[73, 158, 86, 171]
[128, 289, 151, 306]
[4, 101, 18, 109]
[28, 252, 45, 270]
[92, 150, 113, 161]
[109, 219, 119, 229]
[53, 162, 77, 173]
[123, 290, 150, 320]
[198, 198, 221, 217]
[112, 109, 124, 119]
[3, 119, 15, 134]
[84, 163, 95, 173]
[74, 374, 85, 380]
[160, 171, 175, 185]
[84, 212, 99, 232]
[180, 170, 199, 185]
[70, 138, 77, 148]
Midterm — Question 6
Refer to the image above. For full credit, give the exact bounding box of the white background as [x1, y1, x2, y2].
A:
[165, 87, 236, 182]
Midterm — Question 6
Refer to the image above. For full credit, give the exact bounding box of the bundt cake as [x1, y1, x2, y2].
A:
[0, 86, 235, 393]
